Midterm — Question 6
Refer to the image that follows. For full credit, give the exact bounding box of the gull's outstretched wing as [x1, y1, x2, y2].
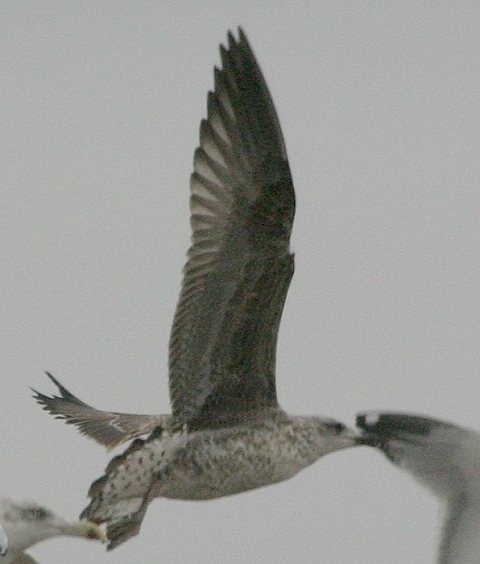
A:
[357, 412, 480, 563]
[168, 28, 295, 429]
[33, 373, 169, 449]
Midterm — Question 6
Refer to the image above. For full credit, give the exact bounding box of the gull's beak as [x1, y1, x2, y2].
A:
[355, 432, 382, 447]
[60, 520, 107, 543]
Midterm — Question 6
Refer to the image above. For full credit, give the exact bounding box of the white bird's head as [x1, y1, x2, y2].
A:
[0, 499, 106, 555]
[356, 412, 480, 500]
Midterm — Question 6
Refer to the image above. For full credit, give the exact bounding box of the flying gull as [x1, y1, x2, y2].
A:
[33, 28, 372, 550]
[357, 412, 480, 564]
[0, 498, 105, 563]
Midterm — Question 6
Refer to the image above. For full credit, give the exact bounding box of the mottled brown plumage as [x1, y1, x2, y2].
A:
[34, 28, 367, 551]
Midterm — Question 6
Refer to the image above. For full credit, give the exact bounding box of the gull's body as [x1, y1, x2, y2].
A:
[34, 28, 368, 550]
[0, 498, 105, 563]
[357, 412, 480, 564]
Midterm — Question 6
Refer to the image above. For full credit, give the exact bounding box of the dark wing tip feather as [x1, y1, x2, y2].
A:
[219, 44, 227, 61]
[44, 371, 88, 406]
[31, 386, 67, 417]
[238, 26, 247, 42]
[31, 380, 85, 423]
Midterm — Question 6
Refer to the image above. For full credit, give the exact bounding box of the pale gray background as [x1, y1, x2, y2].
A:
[2, 2, 479, 563]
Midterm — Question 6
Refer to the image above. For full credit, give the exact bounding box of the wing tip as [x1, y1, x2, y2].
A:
[219, 27, 250, 65]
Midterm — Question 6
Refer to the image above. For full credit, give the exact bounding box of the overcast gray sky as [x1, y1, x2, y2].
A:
[2, 2, 480, 563]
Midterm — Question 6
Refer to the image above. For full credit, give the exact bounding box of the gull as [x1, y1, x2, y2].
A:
[357, 412, 480, 564]
[0, 498, 105, 563]
[33, 28, 371, 550]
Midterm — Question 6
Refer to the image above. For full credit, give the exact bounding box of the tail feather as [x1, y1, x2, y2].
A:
[81, 495, 148, 550]
[80, 432, 165, 549]
[82, 486, 156, 550]
[106, 494, 152, 550]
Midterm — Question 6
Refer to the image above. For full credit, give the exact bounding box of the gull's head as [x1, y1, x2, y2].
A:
[307, 416, 375, 453]
[0, 499, 106, 554]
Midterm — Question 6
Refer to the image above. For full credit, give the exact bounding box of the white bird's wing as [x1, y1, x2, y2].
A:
[168, 28, 295, 429]
[33, 373, 169, 449]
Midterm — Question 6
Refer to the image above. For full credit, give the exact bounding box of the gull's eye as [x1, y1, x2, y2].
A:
[21, 507, 53, 521]
[324, 421, 346, 434]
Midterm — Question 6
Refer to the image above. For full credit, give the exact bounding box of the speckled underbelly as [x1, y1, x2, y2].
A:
[158, 425, 312, 500]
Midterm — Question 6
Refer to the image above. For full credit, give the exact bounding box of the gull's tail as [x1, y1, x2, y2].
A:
[80, 429, 166, 550]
